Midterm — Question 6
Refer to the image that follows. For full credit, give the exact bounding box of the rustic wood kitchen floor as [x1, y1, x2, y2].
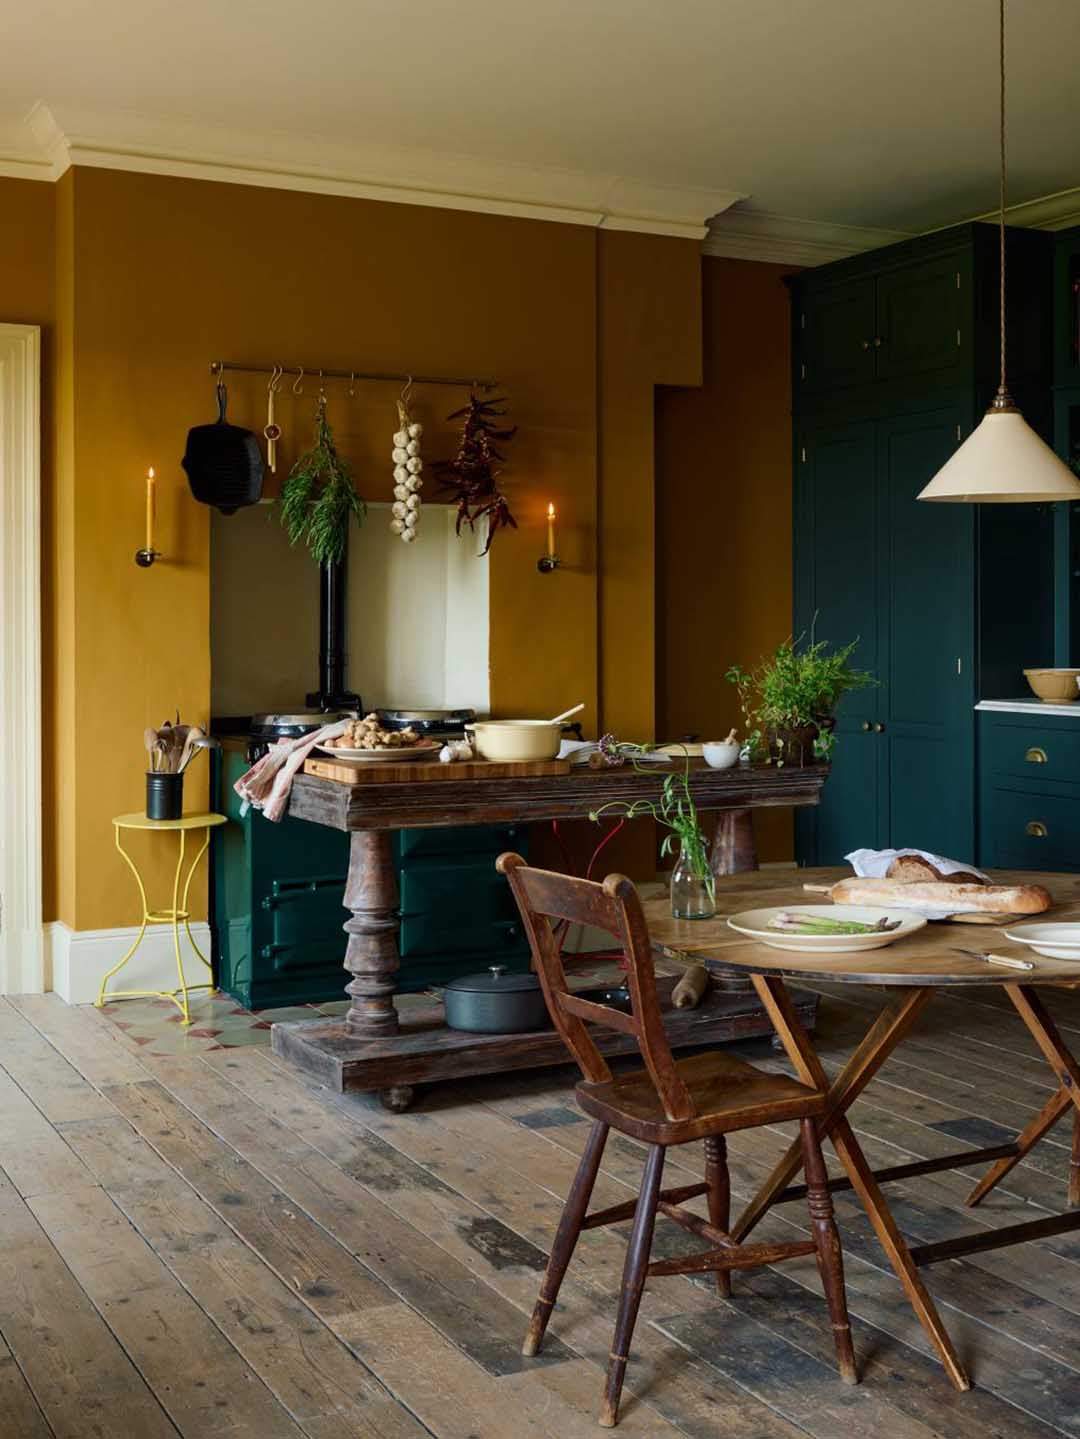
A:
[2, 982, 1080, 1437]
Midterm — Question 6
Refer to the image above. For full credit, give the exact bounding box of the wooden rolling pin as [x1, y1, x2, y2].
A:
[671, 962, 710, 1009]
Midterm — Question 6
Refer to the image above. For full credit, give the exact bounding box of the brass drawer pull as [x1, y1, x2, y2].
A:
[860, 721, 872, 732]
[1026, 821, 1048, 839]
[1025, 747, 1048, 764]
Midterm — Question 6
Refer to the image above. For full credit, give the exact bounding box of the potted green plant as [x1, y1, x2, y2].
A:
[725, 636, 876, 767]
[590, 746, 715, 919]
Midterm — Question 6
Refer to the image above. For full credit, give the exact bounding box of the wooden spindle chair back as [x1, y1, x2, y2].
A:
[496, 853, 695, 1122]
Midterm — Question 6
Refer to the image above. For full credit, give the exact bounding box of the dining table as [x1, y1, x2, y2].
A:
[645, 865, 1080, 1393]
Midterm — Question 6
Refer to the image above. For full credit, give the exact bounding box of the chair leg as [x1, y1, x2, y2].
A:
[704, 1134, 731, 1298]
[800, 1118, 858, 1385]
[601, 1143, 665, 1428]
[522, 1120, 609, 1357]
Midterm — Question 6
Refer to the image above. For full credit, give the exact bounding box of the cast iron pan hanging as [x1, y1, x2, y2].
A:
[182, 381, 264, 514]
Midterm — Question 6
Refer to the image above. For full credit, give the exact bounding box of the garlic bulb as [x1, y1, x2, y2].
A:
[392, 400, 423, 541]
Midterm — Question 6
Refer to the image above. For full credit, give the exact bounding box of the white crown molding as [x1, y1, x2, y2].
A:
[1, 102, 744, 239]
[971, 186, 1080, 233]
[704, 208, 911, 267]
[47, 919, 213, 1006]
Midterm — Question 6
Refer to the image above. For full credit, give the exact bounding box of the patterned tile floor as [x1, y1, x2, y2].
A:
[98, 991, 351, 1055]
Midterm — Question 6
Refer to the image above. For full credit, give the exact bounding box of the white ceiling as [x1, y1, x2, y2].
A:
[4, 0, 1080, 251]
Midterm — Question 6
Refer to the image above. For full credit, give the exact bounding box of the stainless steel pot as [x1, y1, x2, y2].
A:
[443, 964, 551, 1033]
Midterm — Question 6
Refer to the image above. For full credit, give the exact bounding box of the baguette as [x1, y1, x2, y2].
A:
[828, 875, 1050, 916]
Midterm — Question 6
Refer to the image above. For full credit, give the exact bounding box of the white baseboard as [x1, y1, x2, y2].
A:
[47, 920, 213, 1006]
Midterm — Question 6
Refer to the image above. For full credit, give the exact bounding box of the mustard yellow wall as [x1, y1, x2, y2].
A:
[26, 167, 702, 930]
[656, 256, 797, 863]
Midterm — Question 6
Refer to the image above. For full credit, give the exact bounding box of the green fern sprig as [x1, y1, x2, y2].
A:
[277, 396, 365, 568]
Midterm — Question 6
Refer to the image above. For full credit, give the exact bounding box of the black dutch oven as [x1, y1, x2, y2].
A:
[443, 965, 551, 1034]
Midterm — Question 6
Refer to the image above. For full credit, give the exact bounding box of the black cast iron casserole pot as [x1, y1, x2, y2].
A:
[443, 965, 551, 1033]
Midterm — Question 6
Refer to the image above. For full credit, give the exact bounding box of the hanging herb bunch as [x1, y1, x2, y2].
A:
[277, 391, 366, 567]
[434, 394, 517, 554]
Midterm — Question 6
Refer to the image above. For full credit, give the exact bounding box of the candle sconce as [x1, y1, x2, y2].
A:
[537, 501, 560, 573]
[135, 467, 160, 567]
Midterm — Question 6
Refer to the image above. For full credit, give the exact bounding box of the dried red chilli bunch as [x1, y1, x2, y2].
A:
[434, 394, 517, 554]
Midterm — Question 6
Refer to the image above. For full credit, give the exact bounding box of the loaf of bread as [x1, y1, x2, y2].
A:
[885, 855, 986, 886]
[828, 875, 1050, 916]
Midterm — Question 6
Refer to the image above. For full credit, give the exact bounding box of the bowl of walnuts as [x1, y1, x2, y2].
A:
[319, 713, 442, 762]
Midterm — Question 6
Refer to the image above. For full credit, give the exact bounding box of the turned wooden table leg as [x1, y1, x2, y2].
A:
[711, 807, 759, 878]
[343, 830, 401, 1037]
[708, 808, 759, 993]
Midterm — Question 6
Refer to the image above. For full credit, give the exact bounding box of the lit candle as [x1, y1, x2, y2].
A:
[546, 502, 556, 560]
[145, 467, 156, 553]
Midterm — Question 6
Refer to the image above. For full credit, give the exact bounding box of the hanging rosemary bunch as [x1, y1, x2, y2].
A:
[277, 393, 366, 568]
[434, 394, 517, 554]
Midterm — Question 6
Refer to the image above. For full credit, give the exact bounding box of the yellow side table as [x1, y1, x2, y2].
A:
[97, 812, 228, 1025]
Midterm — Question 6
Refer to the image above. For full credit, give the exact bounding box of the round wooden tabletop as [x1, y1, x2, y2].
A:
[643, 867, 1080, 987]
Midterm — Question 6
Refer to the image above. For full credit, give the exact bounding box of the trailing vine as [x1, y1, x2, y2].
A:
[277, 394, 366, 568]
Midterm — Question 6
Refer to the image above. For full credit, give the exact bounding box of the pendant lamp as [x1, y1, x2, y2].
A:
[918, 0, 1080, 503]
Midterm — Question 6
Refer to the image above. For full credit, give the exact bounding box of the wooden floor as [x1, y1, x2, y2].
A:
[3, 984, 1080, 1438]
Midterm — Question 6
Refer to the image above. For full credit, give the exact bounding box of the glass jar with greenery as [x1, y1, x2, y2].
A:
[726, 636, 876, 766]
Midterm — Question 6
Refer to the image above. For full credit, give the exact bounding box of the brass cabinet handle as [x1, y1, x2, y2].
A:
[861, 339, 871, 351]
[860, 721, 872, 732]
[873, 722, 886, 733]
[873, 336, 884, 348]
[1025, 746, 1048, 764]
[1026, 821, 1048, 838]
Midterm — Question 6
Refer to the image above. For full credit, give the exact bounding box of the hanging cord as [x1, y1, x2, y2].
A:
[996, 0, 1010, 405]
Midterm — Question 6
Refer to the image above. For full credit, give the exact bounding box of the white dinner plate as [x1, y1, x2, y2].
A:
[315, 741, 441, 762]
[727, 904, 927, 954]
[1002, 922, 1080, 960]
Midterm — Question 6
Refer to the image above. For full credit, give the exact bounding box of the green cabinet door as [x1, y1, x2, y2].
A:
[874, 255, 970, 384]
[796, 419, 882, 863]
[877, 406, 975, 859]
[798, 279, 876, 394]
[1054, 227, 1080, 389]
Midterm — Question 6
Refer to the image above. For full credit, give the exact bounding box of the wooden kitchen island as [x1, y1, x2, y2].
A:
[271, 758, 828, 1105]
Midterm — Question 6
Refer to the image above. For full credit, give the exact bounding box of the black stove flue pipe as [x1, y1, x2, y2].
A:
[306, 547, 361, 713]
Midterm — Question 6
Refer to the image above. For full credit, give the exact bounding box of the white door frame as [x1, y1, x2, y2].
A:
[0, 323, 43, 994]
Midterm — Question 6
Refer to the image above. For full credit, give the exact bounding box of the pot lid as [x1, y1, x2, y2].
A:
[444, 964, 542, 994]
[251, 711, 350, 730]
[377, 707, 476, 722]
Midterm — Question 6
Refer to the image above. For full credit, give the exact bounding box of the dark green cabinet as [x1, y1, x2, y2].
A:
[978, 710, 1080, 872]
[797, 252, 971, 396]
[793, 223, 1055, 869]
[795, 405, 974, 863]
[1054, 226, 1080, 390]
[210, 748, 530, 1009]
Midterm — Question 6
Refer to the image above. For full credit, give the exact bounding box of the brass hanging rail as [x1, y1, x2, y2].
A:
[209, 360, 496, 390]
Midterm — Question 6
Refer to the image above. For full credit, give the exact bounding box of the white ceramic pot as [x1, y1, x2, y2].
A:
[702, 741, 741, 769]
[466, 720, 562, 763]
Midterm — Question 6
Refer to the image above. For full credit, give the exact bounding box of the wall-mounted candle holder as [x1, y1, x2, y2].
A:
[135, 467, 160, 567]
[538, 501, 559, 573]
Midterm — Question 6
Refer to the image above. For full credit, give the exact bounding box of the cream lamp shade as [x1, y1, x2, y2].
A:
[918, 407, 1080, 503]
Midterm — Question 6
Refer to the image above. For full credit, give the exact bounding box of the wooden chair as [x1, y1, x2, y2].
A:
[497, 853, 858, 1427]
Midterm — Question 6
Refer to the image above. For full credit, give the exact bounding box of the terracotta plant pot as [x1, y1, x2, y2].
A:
[767, 715, 834, 766]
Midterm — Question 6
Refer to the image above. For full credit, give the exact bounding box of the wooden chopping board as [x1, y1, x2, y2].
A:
[304, 753, 572, 784]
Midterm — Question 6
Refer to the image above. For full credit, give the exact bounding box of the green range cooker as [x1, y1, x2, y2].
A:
[209, 715, 531, 1010]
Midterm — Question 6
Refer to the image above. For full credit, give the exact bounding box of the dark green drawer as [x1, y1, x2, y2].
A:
[397, 823, 527, 859]
[982, 718, 1080, 784]
[980, 783, 1080, 871]
[399, 857, 525, 958]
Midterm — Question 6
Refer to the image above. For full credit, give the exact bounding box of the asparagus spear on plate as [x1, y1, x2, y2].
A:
[767, 911, 901, 936]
